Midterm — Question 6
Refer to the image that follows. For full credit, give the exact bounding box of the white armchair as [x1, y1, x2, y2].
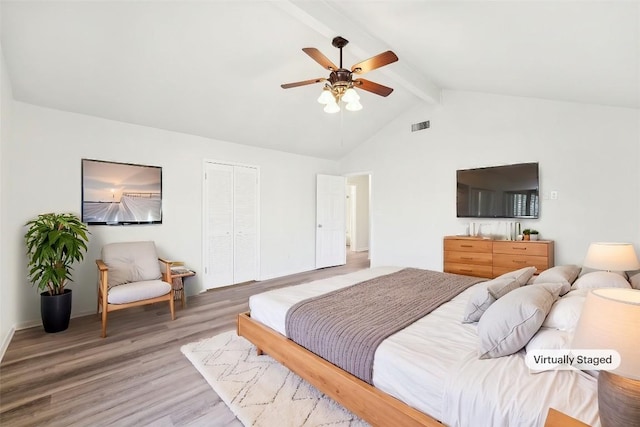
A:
[96, 241, 175, 337]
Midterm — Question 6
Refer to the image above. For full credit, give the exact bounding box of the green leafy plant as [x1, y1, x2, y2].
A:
[522, 229, 531, 235]
[24, 213, 89, 295]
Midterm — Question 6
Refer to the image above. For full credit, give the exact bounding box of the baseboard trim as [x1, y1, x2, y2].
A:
[0, 326, 16, 362]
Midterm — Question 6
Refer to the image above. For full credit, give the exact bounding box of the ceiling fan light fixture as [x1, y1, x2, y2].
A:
[341, 87, 360, 103]
[324, 101, 340, 114]
[346, 100, 363, 112]
[317, 88, 334, 104]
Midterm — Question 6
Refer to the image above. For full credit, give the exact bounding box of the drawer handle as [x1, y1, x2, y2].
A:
[461, 257, 473, 260]
[460, 269, 472, 272]
[461, 244, 473, 248]
[512, 260, 527, 264]
[512, 247, 527, 250]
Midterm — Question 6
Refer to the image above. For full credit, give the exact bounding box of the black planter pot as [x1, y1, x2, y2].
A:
[40, 289, 72, 333]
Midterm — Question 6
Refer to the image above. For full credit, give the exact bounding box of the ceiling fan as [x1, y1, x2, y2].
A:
[281, 36, 398, 112]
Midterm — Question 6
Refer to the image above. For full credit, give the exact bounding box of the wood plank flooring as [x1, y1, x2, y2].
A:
[0, 251, 370, 427]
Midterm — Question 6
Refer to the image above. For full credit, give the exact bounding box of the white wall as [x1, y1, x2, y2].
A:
[340, 90, 640, 270]
[2, 102, 338, 333]
[0, 41, 16, 356]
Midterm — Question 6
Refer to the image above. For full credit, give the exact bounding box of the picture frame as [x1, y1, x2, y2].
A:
[81, 158, 162, 225]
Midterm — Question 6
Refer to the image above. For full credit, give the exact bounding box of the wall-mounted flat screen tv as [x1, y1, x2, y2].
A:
[82, 158, 162, 225]
[457, 162, 539, 218]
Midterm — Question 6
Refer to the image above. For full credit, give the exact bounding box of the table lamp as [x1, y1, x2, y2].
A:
[572, 242, 640, 427]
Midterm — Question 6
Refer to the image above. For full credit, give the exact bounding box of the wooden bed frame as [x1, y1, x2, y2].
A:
[237, 311, 443, 427]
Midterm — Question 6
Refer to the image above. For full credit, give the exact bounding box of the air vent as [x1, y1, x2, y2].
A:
[411, 121, 430, 132]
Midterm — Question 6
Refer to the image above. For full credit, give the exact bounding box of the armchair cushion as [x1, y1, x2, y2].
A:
[108, 280, 172, 304]
[102, 241, 162, 287]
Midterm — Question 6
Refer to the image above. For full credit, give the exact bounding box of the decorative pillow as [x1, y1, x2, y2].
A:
[487, 277, 520, 299]
[627, 270, 640, 290]
[533, 265, 581, 295]
[478, 282, 563, 359]
[525, 327, 572, 353]
[496, 266, 537, 286]
[462, 278, 517, 323]
[542, 291, 586, 331]
[570, 271, 631, 290]
[579, 266, 627, 279]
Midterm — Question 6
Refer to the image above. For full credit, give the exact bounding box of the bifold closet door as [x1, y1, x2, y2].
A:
[204, 162, 258, 289]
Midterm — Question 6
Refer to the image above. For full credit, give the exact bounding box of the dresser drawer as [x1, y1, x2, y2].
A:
[493, 241, 549, 257]
[492, 254, 549, 275]
[444, 239, 493, 253]
[444, 250, 492, 266]
[444, 262, 493, 279]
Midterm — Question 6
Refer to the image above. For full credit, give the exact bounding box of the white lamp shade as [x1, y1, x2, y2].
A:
[345, 100, 363, 111]
[317, 89, 334, 105]
[323, 101, 340, 114]
[341, 87, 360, 103]
[583, 242, 640, 271]
[572, 288, 640, 380]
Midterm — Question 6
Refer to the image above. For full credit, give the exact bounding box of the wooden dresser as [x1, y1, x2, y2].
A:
[444, 236, 554, 279]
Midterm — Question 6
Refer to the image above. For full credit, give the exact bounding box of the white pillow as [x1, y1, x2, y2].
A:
[526, 327, 572, 353]
[478, 283, 563, 359]
[542, 291, 586, 331]
[579, 266, 627, 279]
[487, 277, 520, 299]
[462, 278, 517, 323]
[627, 270, 640, 290]
[571, 271, 631, 290]
[533, 265, 580, 295]
[496, 266, 537, 286]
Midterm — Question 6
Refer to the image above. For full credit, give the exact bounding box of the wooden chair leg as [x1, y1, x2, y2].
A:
[169, 292, 176, 320]
[101, 306, 108, 338]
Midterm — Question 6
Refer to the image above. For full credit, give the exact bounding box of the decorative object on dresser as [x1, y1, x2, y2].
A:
[522, 229, 531, 240]
[443, 236, 554, 279]
[572, 242, 640, 427]
[530, 229, 539, 241]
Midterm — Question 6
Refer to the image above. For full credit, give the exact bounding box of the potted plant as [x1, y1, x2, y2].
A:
[530, 230, 539, 241]
[522, 229, 531, 240]
[24, 213, 89, 333]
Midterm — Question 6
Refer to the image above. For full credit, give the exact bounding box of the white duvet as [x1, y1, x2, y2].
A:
[249, 267, 599, 427]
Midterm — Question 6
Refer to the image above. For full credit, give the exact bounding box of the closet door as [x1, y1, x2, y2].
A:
[204, 163, 234, 288]
[204, 161, 259, 289]
[233, 166, 258, 284]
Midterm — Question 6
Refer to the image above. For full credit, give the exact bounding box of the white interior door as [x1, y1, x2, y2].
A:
[204, 162, 259, 289]
[233, 166, 258, 284]
[316, 174, 346, 268]
[204, 163, 234, 288]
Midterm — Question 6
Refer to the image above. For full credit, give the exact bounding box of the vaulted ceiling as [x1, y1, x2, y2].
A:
[1, 1, 638, 160]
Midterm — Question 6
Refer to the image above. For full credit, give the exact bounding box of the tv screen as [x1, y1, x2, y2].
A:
[81, 159, 162, 225]
[456, 162, 539, 218]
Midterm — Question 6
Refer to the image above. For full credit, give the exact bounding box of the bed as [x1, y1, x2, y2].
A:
[237, 266, 602, 427]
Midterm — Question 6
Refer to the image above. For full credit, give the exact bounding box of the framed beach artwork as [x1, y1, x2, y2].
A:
[81, 158, 162, 225]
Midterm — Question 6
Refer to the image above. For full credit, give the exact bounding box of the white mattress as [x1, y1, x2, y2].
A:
[249, 267, 599, 427]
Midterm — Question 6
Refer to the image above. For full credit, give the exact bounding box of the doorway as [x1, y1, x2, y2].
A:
[345, 174, 370, 254]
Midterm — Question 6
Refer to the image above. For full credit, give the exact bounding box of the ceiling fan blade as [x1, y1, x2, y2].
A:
[353, 78, 394, 97]
[351, 51, 398, 74]
[281, 78, 326, 89]
[302, 47, 338, 71]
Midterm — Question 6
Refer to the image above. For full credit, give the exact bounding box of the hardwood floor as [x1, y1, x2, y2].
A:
[0, 251, 369, 427]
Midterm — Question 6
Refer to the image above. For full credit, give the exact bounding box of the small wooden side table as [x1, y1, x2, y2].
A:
[170, 264, 196, 308]
[544, 408, 591, 427]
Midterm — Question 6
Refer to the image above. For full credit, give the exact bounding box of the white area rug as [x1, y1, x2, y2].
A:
[181, 330, 369, 427]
